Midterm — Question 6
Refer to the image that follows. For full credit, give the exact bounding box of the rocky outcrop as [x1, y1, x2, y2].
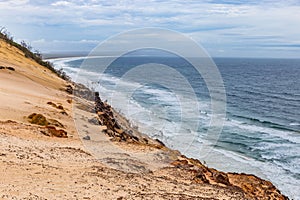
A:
[95, 92, 147, 144]
[228, 173, 288, 200]
[28, 113, 64, 128]
[28, 113, 49, 126]
[47, 101, 68, 115]
[27, 113, 67, 138]
[170, 156, 231, 186]
[170, 155, 289, 200]
[41, 126, 68, 138]
[94, 92, 169, 150]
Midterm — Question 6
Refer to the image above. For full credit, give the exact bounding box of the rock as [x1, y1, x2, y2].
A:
[110, 136, 122, 142]
[28, 113, 37, 119]
[94, 91, 142, 144]
[65, 85, 73, 94]
[83, 135, 91, 140]
[97, 111, 105, 115]
[171, 160, 191, 168]
[60, 111, 68, 116]
[28, 113, 48, 126]
[0, 66, 15, 71]
[41, 126, 68, 138]
[114, 128, 124, 134]
[106, 130, 114, 137]
[131, 135, 139, 142]
[142, 137, 148, 144]
[28, 113, 65, 128]
[228, 173, 289, 200]
[47, 101, 64, 110]
[57, 105, 64, 110]
[48, 119, 64, 128]
[47, 101, 57, 107]
[155, 138, 165, 147]
[193, 172, 209, 184]
[100, 125, 107, 131]
[6, 67, 15, 71]
[88, 117, 99, 125]
[212, 171, 230, 185]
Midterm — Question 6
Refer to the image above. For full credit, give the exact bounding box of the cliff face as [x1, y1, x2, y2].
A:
[0, 38, 289, 199]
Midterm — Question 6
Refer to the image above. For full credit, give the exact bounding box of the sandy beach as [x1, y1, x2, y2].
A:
[0, 38, 289, 199]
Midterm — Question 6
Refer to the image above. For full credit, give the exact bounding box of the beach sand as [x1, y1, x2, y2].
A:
[0, 39, 288, 199]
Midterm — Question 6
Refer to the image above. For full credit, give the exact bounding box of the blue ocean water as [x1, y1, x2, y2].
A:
[51, 56, 300, 199]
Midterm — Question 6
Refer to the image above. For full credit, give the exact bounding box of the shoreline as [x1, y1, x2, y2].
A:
[0, 39, 290, 199]
[53, 57, 290, 199]
[70, 71, 289, 199]
[50, 55, 298, 198]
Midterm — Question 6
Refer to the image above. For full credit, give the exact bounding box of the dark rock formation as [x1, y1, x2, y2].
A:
[65, 84, 73, 94]
[47, 102, 68, 115]
[28, 113, 67, 138]
[94, 92, 140, 143]
[41, 126, 68, 138]
[28, 113, 48, 126]
[6, 66, 15, 71]
[0, 66, 15, 71]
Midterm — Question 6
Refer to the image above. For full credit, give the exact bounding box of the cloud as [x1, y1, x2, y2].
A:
[0, 0, 299, 57]
[0, 0, 29, 5]
[51, 1, 72, 6]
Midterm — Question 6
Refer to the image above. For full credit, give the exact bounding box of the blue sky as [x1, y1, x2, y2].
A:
[0, 0, 300, 58]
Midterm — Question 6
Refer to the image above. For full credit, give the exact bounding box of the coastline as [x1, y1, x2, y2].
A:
[0, 38, 289, 199]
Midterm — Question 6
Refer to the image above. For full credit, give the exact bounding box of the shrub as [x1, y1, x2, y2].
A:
[0, 26, 70, 81]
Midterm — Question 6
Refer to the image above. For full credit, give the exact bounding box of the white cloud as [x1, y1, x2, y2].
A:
[0, 0, 299, 57]
[0, 0, 29, 5]
[51, 1, 72, 6]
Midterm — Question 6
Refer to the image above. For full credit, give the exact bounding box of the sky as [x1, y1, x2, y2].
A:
[0, 0, 300, 58]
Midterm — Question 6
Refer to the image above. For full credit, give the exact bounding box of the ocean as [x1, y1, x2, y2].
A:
[51, 56, 300, 199]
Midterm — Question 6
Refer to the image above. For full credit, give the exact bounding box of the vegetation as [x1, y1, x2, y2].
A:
[0, 27, 69, 80]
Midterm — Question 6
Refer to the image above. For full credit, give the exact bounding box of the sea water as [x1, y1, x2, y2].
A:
[51, 56, 300, 199]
